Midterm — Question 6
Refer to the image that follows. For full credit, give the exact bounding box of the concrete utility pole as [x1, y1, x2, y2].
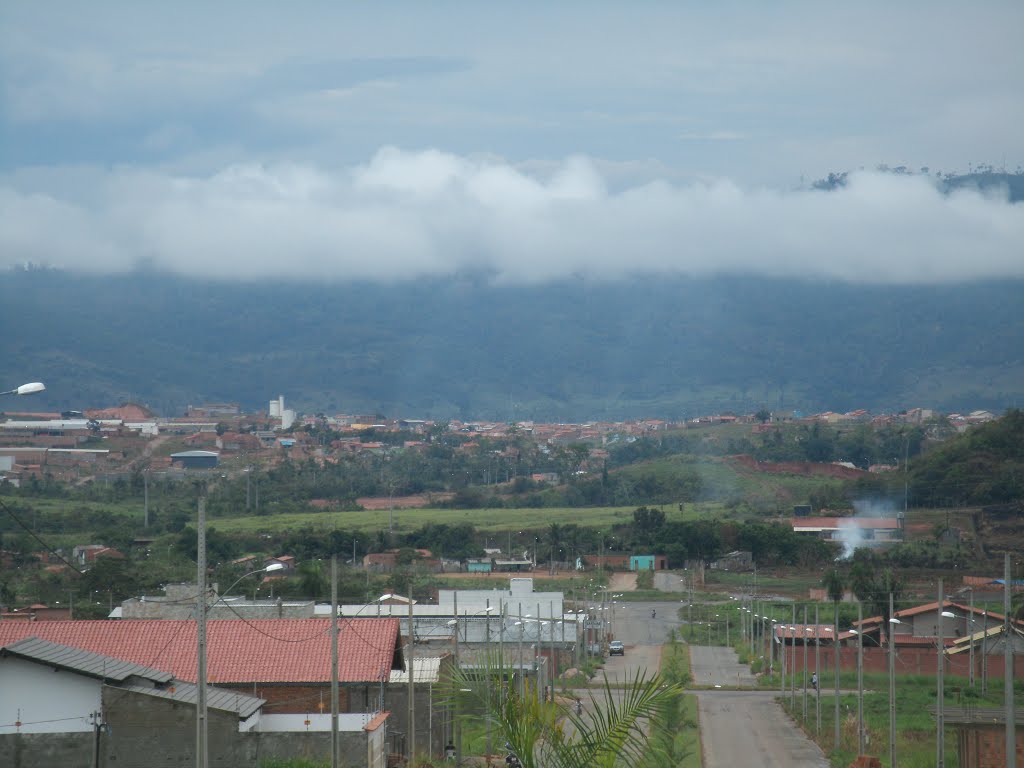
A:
[408, 581, 415, 764]
[1005, 554, 1016, 768]
[331, 556, 339, 768]
[889, 593, 897, 768]
[196, 497, 208, 768]
[833, 599, 840, 752]
[815, 603, 821, 737]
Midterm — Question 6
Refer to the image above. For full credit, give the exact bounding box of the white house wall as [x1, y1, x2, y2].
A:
[0, 656, 100, 733]
[256, 712, 380, 732]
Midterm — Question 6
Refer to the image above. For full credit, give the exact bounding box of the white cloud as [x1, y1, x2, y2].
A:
[0, 148, 1021, 284]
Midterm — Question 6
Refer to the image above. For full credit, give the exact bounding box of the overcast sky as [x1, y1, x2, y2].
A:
[2, 1, 1022, 283]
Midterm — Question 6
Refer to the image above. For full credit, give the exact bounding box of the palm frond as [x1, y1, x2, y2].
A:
[440, 648, 682, 768]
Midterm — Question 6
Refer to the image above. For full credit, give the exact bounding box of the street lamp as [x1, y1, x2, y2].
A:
[888, 596, 901, 768]
[849, 624, 865, 755]
[197, 561, 284, 768]
[0, 381, 45, 396]
[936, 584, 955, 768]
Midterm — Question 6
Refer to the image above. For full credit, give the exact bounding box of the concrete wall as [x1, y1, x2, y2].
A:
[0, 733, 94, 768]
[385, 682, 448, 759]
[101, 687, 378, 767]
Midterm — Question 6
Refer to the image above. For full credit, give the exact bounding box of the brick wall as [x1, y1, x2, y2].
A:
[217, 683, 349, 714]
[777, 644, 1024, 680]
[956, 724, 1024, 768]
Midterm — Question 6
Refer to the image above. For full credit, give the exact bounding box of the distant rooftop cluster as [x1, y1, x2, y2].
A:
[0, 393, 999, 488]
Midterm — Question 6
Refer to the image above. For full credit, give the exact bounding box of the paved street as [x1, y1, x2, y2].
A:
[689, 645, 757, 687]
[601, 599, 683, 682]
[690, 646, 829, 768]
[577, 593, 828, 768]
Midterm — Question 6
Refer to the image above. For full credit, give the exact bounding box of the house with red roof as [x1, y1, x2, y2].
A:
[0, 635, 394, 767]
[0, 618, 405, 716]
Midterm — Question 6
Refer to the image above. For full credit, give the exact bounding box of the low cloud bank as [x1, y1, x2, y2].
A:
[2, 148, 1021, 283]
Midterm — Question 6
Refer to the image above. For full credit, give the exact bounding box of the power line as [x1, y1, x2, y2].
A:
[0, 497, 82, 574]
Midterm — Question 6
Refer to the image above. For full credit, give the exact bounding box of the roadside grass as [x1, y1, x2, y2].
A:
[650, 631, 700, 768]
[773, 672, 1021, 768]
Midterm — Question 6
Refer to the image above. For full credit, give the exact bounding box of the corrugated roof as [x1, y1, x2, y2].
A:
[119, 680, 264, 718]
[773, 624, 855, 642]
[1, 636, 172, 683]
[792, 517, 900, 530]
[0, 619, 401, 684]
[389, 656, 442, 684]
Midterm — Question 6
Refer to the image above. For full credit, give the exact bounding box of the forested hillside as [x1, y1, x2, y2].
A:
[3, 269, 1022, 420]
[2, 172, 1022, 420]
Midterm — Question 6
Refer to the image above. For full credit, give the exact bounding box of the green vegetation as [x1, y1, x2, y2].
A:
[442, 652, 684, 768]
[778, 673, 1022, 768]
[5, 267, 1024, 419]
[652, 631, 699, 767]
[909, 408, 1024, 506]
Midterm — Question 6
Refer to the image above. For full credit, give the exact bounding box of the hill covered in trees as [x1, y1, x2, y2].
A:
[3, 269, 1023, 421]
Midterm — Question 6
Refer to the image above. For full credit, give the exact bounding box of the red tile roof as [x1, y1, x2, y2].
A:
[0, 619, 401, 684]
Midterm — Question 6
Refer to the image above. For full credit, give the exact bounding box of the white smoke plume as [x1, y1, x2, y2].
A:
[835, 498, 901, 560]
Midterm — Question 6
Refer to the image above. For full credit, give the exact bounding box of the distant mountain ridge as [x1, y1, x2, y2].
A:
[2, 269, 1022, 420]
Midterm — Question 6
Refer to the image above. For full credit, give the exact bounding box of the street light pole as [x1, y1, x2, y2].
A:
[815, 603, 821, 738]
[889, 593, 899, 768]
[855, 601, 864, 756]
[196, 497, 208, 768]
[802, 605, 809, 724]
[968, 587, 975, 688]
[833, 597, 840, 753]
[936, 579, 955, 768]
[1003, 553, 1016, 768]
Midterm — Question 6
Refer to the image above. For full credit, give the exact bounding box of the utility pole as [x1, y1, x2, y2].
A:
[1004, 553, 1016, 768]
[834, 596, 840, 752]
[408, 580, 415, 765]
[889, 593, 897, 768]
[196, 496, 208, 768]
[802, 604, 809, 723]
[815, 603, 821, 737]
[330, 556, 339, 768]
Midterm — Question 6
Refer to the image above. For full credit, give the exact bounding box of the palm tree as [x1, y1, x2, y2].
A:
[443, 653, 682, 768]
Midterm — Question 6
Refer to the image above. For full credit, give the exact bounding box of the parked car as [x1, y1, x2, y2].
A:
[608, 640, 625, 656]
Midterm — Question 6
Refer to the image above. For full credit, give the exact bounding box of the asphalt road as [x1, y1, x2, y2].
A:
[601, 600, 684, 682]
[690, 646, 829, 768]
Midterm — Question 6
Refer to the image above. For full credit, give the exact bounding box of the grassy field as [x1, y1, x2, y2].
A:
[203, 502, 716, 535]
[773, 671, 1022, 768]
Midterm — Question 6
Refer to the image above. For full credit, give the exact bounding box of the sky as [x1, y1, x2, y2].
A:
[1, 1, 1022, 284]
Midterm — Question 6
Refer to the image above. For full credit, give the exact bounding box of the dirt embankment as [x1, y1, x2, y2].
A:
[731, 454, 870, 480]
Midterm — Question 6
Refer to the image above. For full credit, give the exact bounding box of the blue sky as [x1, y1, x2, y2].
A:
[2, 1, 1022, 282]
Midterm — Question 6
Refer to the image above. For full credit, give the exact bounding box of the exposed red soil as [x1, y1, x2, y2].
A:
[731, 454, 871, 480]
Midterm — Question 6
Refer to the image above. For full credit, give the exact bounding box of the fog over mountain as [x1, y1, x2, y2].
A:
[3, 3, 1022, 419]
[3, 267, 1022, 421]
[2, 153, 1023, 284]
